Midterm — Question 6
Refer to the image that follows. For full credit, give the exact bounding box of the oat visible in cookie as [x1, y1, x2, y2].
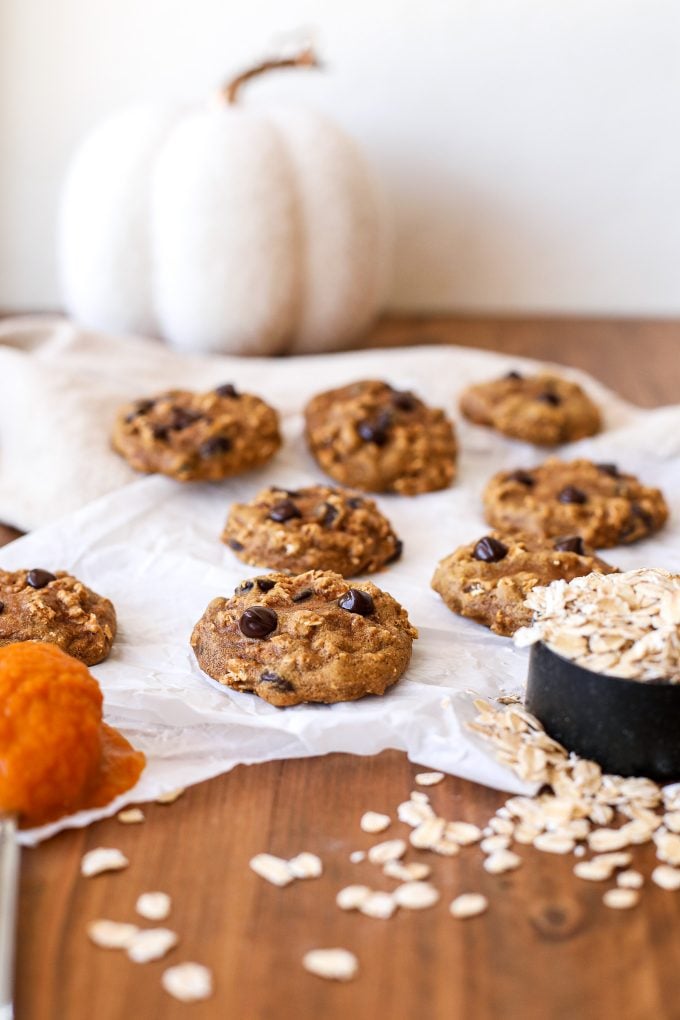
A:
[304, 380, 457, 495]
[431, 531, 616, 636]
[112, 385, 281, 482]
[223, 484, 402, 577]
[460, 371, 602, 446]
[483, 458, 668, 548]
[190, 570, 417, 706]
[0, 569, 116, 665]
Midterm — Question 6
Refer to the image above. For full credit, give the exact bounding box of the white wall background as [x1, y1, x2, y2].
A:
[2, 0, 680, 315]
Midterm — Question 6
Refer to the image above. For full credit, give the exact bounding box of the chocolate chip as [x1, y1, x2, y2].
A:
[256, 578, 276, 592]
[320, 503, 339, 528]
[0, 601, 4, 614]
[152, 425, 169, 441]
[26, 569, 56, 589]
[338, 588, 375, 616]
[506, 470, 535, 486]
[554, 536, 586, 555]
[228, 539, 244, 551]
[347, 497, 364, 509]
[215, 383, 239, 398]
[259, 670, 294, 692]
[292, 588, 314, 603]
[357, 411, 392, 446]
[392, 390, 417, 411]
[268, 500, 302, 523]
[558, 486, 588, 505]
[631, 503, 654, 528]
[537, 392, 561, 406]
[506, 371, 523, 380]
[126, 398, 155, 422]
[199, 436, 231, 457]
[235, 580, 254, 593]
[238, 606, 278, 638]
[597, 463, 620, 478]
[169, 407, 202, 431]
[472, 537, 508, 563]
[385, 539, 403, 564]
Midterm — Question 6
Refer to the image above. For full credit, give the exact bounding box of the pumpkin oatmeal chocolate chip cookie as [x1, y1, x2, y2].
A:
[460, 370, 602, 445]
[431, 532, 616, 636]
[112, 384, 281, 482]
[0, 569, 116, 665]
[223, 484, 402, 577]
[190, 569, 417, 707]
[304, 380, 457, 495]
[483, 459, 668, 549]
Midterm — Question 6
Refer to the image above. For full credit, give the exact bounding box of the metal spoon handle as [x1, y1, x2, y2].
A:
[0, 815, 19, 1020]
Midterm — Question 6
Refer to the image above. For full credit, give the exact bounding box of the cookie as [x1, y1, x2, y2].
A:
[483, 459, 668, 548]
[112, 384, 281, 482]
[304, 380, 457, 495]
[223, 484, 402, 577]
[431, 531, 616, 636]
[190, 569, 417, 707]
[0, 569, 116, 665]
[460, 371, 601, 445]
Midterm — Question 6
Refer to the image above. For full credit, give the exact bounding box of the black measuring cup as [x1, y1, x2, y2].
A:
[525, 641, 680, 781]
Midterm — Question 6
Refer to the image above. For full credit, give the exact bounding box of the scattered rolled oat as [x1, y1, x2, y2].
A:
[415, 771, 445, 787]
[367, 839, 407, 865]
[483, 850, 521, 875]
[249, 853, 294, 887]
[302, 948, 359, 982]
[515, 569, 680, 683]
[445, 822, 483, 846]
[136, 892, 172, 921]
[117, 808, 145, 824]
[449, 893, 488, 919]
[397, 800, 434, 827]
[87, 920, 139, 949]
[533, 833, 575, 855]
[81, 848, 129, 878]
[617, 870, 644, 890]
[156, 788, 185, 805]
[359, 891, 396, 919]
[349, 850, 366, 864]
[480, 835, 510, 855]
[652, 865, 680, 890]
[288, 853, 323, 879]
[574, 860, 612, 882]
[383, 860, 431, 882]
[409, 818, 445, 849]
[603, 888, 639, 910]
[393, 882, 440, 910]
[336, 885, 372, 911]
[127, 928, 179, 963]
[360, 811, 391, 834]
[162, 962, 213, 1002]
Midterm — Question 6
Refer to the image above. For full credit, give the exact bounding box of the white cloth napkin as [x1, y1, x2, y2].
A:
[1, 315, 679, 845]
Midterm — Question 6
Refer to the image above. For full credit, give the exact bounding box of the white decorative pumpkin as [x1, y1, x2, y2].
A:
[59, 49, 390, 356]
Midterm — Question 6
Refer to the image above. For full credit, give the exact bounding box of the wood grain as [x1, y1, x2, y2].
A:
[5, 316, 680, 1020]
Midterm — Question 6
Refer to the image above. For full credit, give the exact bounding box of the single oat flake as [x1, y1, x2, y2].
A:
[87, 920, 139, 949]
[392, 882, 440, 910]
[136, 892, 172, 921]
[303, 948, 359, 982]
[117, 808, 145, 824]
[156, 787, 185, 805]
[127, 928, 179, 964]
[414, 771, 445, 787]
[81, 847, 129, 878]
[162, 963, 213, 1002]
[360, 811, 391, 834]
[449, 894, 488, 919]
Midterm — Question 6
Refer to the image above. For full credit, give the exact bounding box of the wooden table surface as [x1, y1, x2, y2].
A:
[4, 314, 680, 1020]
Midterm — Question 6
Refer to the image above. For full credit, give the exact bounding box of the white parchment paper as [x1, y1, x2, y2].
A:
[1, 321, 679, 845]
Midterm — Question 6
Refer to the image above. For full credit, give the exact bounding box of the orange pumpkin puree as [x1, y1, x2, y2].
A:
[0, 642, 145, 827]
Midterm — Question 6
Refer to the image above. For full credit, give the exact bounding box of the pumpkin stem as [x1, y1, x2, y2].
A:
[221, 45, 321, 104]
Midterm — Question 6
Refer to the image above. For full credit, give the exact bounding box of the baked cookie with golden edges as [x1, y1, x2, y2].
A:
[304, 380, 457, 495]
[0, 569, 116, 665]
[190, 569, 417, 707]
[483, 459, 668, 548]
[223, 484, 402, 577]
[460, 371, 601, 445]
[431, 531, 616, 636]
[112, 384, 281, 482]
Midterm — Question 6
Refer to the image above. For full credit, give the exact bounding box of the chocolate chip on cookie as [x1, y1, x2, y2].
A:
[431, 531, 616, 636]
[460, 373, 602, 446]
[112, 387, 281, 482]
[483, 458, 669, 548]
[190, 569, 417, 707]
[222, 484, 403, 577]
[0, 569, 116, 665]
[304, 380, 457, 495]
